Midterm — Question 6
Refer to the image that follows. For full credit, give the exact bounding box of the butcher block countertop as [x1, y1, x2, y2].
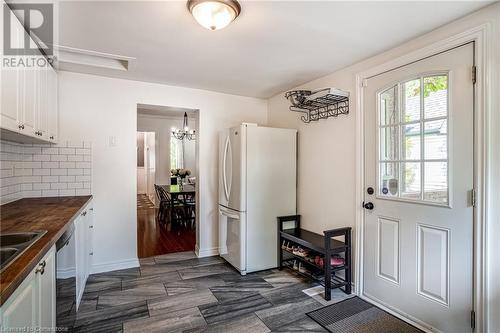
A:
[0, 196, 92, 306]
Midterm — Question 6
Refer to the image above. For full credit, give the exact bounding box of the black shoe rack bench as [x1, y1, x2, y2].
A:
[277, 215, 352, 301]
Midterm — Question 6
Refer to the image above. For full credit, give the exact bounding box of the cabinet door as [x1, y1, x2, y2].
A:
[47, 68, 58, 142]
[74, 214, 84, 309]
[0, 10, 23, 132]
[38, 246, 56, 329]
[1, 270, 38, 329]
[36, 64, 49, 139]
[21, 53, 38, 137]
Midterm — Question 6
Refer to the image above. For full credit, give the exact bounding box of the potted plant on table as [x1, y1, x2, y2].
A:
[171, 168, 191, 188]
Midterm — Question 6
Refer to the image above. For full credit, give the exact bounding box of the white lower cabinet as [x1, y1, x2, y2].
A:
[0, 246, 56, 331]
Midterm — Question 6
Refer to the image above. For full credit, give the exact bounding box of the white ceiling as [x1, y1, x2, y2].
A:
[58, 1, 491, 98]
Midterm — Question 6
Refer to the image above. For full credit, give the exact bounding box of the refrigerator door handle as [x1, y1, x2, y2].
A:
[219, 207, 240, 220]
[222, 136, 230, 202]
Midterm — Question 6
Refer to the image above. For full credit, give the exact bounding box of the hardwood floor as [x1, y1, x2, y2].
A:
[56, 252, 353, 332]
[136, 194, 195, 258]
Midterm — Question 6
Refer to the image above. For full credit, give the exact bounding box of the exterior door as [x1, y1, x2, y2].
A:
[363, 43, 474, 332]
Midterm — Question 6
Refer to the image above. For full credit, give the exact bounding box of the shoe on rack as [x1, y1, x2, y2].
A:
[298, 263, 309, 274]
[331, 256, 345, 266]
[293, 260, 299, 270]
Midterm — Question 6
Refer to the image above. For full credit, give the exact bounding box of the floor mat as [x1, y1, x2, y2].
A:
[306, 297, 423, 333]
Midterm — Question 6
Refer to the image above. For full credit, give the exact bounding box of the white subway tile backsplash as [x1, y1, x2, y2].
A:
[59, 148, 76, 155]
[76, 162, 91, 169]
[75, 175, 91, 182]
[33, 154, 51, 162]
[68, 169, 84, 176]
[33, 183, 50, 190]
[75, 148, 90, 155]
[42, 189, 58, 196]
[51, 155, 68, 162]
[42, 175, 58, 183]
[24, 161, 42, 169]
[68, 155, 83, 162]
[21, 183, 33, 191]
[59, 162, 76, 169]
[51, 182, 67, 190]
[0, 169, 14, 178]
[23, 147, 42, 154]
[59, 189, 76, 196]
[41, 147, 59, 155]
[24, 190, 42, 198]
[24, 176, 42, 183]
[59, 175, 76, 182]
[42, 161, 59, 168]
[51, 169, 68, 176]
[0, 140, 92, 204]
[75, 189, 91, 196]
[33, 168, 50, 176]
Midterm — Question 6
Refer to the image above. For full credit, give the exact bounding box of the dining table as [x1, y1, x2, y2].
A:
[160, 184, 196, 224]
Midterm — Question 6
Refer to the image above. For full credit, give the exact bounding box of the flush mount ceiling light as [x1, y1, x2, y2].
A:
[187, 0, 241, 31]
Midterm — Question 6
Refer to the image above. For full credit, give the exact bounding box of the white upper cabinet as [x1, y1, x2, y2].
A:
[0, 4, 58, 143]
[0, 9, 23, 132]
[47, 68, 58, 142]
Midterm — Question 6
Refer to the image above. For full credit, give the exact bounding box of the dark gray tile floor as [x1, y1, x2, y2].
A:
[56, 251, 349, 332]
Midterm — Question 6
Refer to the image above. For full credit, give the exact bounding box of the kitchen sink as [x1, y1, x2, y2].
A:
[0, 231, 47, 272]
[1, 232, 42, 247]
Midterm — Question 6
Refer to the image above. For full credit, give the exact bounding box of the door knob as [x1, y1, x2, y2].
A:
[363, 202, 374, 210]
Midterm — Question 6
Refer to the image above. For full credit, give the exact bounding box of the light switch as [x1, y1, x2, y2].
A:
[108, 136, 117, 147]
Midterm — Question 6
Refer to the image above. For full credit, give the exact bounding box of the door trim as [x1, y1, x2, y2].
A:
[355, 24, 493, 332]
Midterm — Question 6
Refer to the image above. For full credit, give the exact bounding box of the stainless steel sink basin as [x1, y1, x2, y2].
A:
[1, 248, 18, 264]
[0, 231, 47, 272]
[1, 232, 41, 247]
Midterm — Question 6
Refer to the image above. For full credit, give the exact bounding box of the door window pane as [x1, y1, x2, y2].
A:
[401, 162, 421, 199]
[424, 162, 448, 203]
[377, 73, 449, 206]
[424, 75, 448, 119]
[380, 162, 399, 197]
[402, 79, 420, 122]
[380, 86, 398, 125]
[380, 126, 399, 161]
[424, 119, 447, 160]
[402, 123, 421, 160]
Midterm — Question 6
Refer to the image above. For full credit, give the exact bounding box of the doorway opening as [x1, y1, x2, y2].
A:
[136, 104, 199, 258]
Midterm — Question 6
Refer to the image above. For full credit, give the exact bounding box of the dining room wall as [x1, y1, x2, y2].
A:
[137, 113, 197, 187]
[58, 71, 268, 273]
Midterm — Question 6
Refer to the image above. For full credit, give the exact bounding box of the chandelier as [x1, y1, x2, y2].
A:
[172, 112, 196, 141]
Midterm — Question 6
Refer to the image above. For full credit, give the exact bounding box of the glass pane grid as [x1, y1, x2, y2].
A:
[377, 74, 449, 205]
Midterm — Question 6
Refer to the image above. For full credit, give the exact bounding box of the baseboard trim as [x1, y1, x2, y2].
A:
[57, 267, 75, 279]
[195, 244, 219, 258]
[91, 258, 140, 274]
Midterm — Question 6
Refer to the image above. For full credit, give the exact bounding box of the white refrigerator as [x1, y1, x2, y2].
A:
[219, 123, 297, 274]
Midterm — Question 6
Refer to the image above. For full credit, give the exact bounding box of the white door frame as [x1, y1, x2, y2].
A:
[355, 24, 492, 332]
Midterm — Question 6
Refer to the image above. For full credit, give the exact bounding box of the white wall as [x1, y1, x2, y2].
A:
[58, 71, 267, 271]
[137, 114, 197, 186]
[267, 3, 499, 331]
